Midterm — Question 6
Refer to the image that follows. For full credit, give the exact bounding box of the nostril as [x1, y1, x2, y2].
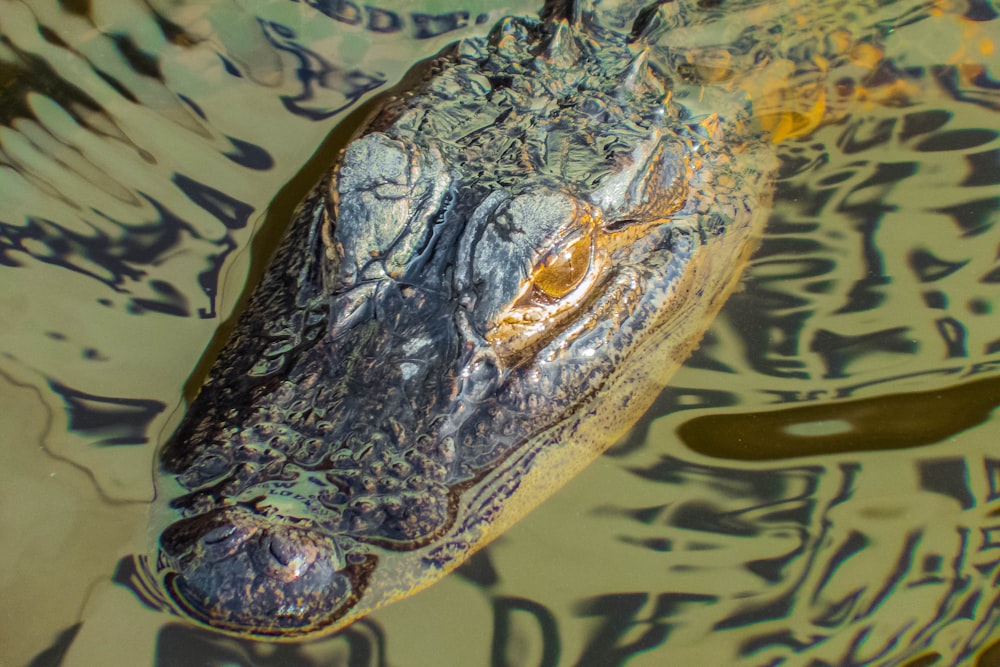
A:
[268, 536, 293, 567]
[252, 531, 318, 582]
[199, 522, 252, 563]
[202, 524, 237, 546]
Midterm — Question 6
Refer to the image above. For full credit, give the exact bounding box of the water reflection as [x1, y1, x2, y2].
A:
[0, 0, 998, 664]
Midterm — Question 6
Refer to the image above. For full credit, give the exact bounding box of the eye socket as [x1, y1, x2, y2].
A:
[530, 236, 592, 300]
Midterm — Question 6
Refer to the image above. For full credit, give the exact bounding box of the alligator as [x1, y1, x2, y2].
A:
[144, 0, 935, 639]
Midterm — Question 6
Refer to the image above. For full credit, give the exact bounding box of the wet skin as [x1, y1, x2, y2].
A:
[147, 0, 774, 638]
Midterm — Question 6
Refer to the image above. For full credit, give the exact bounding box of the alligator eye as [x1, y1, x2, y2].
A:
[485, 229, 603, 362]
[530, 236, 592, 300]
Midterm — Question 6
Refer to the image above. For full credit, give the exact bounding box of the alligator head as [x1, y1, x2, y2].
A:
[147, 8, 773, 638]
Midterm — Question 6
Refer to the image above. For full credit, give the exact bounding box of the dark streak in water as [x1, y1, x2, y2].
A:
[679, 373, 1000, 460]
[48, 380, 166, 446]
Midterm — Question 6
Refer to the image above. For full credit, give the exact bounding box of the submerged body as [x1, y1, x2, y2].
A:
[147, 0, 933, 638]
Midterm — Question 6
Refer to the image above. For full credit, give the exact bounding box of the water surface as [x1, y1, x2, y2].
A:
[1, 0, 999, 665]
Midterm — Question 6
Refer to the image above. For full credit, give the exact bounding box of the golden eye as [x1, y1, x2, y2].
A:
[530, 237, 592, 300]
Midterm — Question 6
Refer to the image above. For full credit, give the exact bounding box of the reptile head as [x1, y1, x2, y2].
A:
[148, 13, 769, 638]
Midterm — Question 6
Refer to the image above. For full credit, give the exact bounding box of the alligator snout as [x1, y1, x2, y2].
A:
[158, 507, 359, 636]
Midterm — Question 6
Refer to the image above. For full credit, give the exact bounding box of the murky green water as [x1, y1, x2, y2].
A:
[1, 0, 999, 665]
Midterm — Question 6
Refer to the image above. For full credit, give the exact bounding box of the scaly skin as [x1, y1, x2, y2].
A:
[146, 0, 933, 639]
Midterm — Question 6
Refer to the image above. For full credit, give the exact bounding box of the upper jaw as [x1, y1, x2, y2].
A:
[157, 504, 368, 637]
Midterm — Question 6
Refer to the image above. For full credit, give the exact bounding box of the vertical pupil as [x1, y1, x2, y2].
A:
[533, 238, 591, 298]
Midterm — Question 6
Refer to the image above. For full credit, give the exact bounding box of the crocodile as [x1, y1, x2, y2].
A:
[144, 0, 936, 639]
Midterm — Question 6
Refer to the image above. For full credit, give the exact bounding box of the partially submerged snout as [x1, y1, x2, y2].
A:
[158, 507, 362, 636]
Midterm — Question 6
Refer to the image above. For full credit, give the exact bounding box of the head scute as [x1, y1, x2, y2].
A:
[540, 19, 582, 67]
[618, 47, 666, 99]
[393, 13, 672, 201]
